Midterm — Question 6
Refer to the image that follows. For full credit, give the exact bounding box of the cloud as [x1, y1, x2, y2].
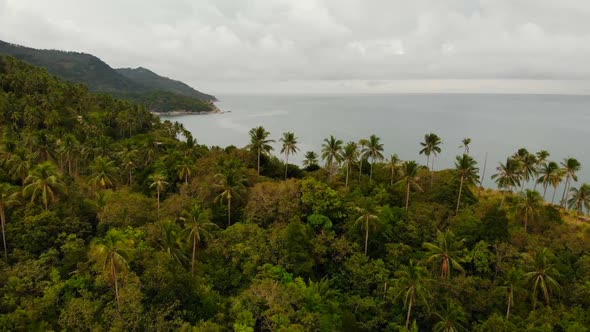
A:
[2, 0, 590, 93]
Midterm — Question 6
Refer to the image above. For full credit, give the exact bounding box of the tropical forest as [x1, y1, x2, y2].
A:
[1, 55, 590, 332]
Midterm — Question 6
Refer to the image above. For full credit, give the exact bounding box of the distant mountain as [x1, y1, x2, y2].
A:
[0, 39, 216, 113]
[116, 67, 215, 102]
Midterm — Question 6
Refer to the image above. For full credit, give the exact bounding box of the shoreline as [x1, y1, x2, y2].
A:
[153, 102, 224, 117]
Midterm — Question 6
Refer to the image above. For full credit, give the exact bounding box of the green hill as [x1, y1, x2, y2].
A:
[0, 39, 216, 113]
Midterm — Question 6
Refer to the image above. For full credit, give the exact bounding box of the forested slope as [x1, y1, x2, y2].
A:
[0, 56, 589, 331]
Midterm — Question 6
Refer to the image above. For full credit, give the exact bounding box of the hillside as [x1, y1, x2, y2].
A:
[0, 40, 215, 113]
[116, 67, 216, 101]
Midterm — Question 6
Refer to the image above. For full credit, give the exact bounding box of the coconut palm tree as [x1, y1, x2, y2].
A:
[459, 138, 471, 154]
[89, 156, 119, 190]
[433, 300, 467, 332]
[248, 126, 275, 176]
[386, 154, 402, 186]
[341, 142, 359, 187]
[560, 158, 582, 208]
[303, 151, 318, 169]
[524, 248, 560, 310]
[568, 183, 590, 215]
[181, 203, 216, 275]
[354, 204, 380, 256]
[57, 134, 80, 177]
[321, 135, 343, 181]
[501, 267, 524, 320]
[362, 134, 384, 182]
[149, 173, 168, 219]
[23, 162, 65, 210]
[214, 161, 247, 227]
[89, 229, 134, 311]
[533, 150, 550, 191]
[454, 154, 480, 214]
[514, 190, 543, 233]
[397, 161, 424, 211]
[153, 220, 184, 264]
[176, 159, 193, 184]
[394, 260, 432, 330]
[419, 133, 442, 188]
[537, 161, 559, 199]
[519, 153, 538, 192]
[492, 158, 522, 207]
[280, 132, 299, 179]
[0, 184, 19, 261]
[423, 230, 465, 278]
[8, 150, 36, 182]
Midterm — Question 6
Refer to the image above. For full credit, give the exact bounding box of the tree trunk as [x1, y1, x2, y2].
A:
[1, 206, 7, 262]
[480, 152, 488, 189]
[370, 161, 374, 183]
[405, 297, 413, 330]
[157, 189, 160, 219]
[284, 152, 289, 180]
[506, 288, 512, 320]
[227, 194, 232, 227]
[552, 186, 557, 204]
[364, 218, 369, 256]
[112, 255, 120, 311]
[456, 175, 464, 215]
[129, 170, 133, 185]
[405, 182, 410, 211]
[561, 175, 570, 207]
[524, 210, 528, 233]
[500, 191, 506, 208]
[257, 147, 261, 176]
[543, 184, 547, 199]
[345, 164, 349, 188]
[358, 159, 363, 182]
[191, 233, 197, 276]
[430, 157, 435, 188]
[390, 166, 394, 186]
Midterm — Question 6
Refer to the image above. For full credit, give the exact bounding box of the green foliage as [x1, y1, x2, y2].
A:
[0, 55, 588, 330]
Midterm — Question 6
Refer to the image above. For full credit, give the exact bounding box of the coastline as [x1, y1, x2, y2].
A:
[153, 102, 224, 117]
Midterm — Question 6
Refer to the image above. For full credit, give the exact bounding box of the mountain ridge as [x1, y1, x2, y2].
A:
[0, 39, 216, 113]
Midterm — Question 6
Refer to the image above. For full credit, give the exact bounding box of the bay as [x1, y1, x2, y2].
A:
[162, 93, 590, 190]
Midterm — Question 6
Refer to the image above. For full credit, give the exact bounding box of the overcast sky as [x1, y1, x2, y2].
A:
[2, 0, 590, 94]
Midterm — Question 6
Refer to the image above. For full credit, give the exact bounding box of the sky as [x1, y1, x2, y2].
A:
[2, 0, 590, 95]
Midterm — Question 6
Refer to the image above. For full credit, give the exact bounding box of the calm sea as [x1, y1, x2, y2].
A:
[162, 93, 590, 190]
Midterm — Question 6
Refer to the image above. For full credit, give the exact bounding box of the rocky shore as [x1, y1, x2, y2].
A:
[153, 102, 224, 116]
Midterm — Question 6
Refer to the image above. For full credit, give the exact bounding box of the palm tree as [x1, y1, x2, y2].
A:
[560, 158, 582, 208]
[492, 158, 522, 207]
[423, 230, 465, 278]
[117, 146, 138, 185]
[501, 267, 524, 320]
[302, 151, 318, 169]
[537, 161, 559, 199]
[568, 184, 590, 215]
[433, 300, 467, 332]
[514, 190, 543, 233]
[181, 203, 216, 275]
[394, 260, 432, 330]
[177, 160, 193, 184]
[358, 138, 369, 182]
[341, 142, 359, 187]
[321, 135, 343, 181]
[154, 220, 184, 264]
[459, 138, 471, 154]
[248, 126, 275, 176]
[354, 204, 380, 256]
[519, 153, 538, 192]
[419, 133, 442, 188]
[0, 184, 19, 261]
[149, 173, 169, 219]
[524, 248, 560, 310]
[23, 162, 65, 210]
[533, 150, 550, 191]
[397, 161, 424, 211]
[386, 154, 402, 186]
[214, 161, 247, 227]
[89, 156, 119, 190]
[362, 134, 384, 182]
[89, 229, 134, 311]
[280, 132, 299, 179]
[454, 154, 480, 214]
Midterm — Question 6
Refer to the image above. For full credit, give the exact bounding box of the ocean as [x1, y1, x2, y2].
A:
[161, 93, 590, 190]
